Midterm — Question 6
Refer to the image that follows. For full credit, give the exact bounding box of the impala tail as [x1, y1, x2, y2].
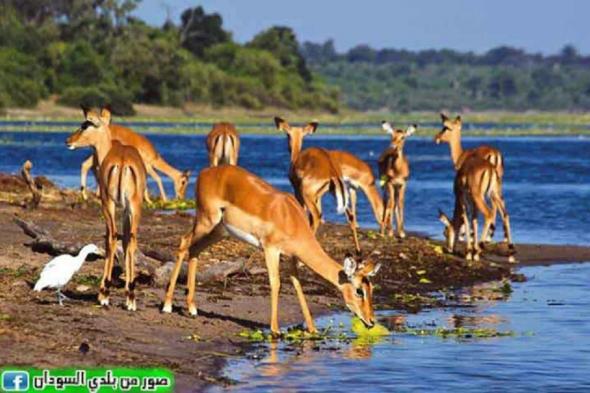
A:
[331, 175, 349, 214]
[212, 134, 235, 165]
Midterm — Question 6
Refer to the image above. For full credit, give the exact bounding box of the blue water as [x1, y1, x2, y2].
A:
[1, 131, 589, 245]
[216, 263, 590, 392]
[1, 126, 590, 391]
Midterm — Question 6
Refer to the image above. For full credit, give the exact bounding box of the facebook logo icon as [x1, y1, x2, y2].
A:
[1, 371, 29, 391]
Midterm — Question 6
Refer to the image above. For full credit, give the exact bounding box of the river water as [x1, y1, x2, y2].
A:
[1, 125, 589, 391]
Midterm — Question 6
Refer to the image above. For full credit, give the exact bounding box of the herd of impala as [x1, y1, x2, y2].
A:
[64, 106, 515, 334]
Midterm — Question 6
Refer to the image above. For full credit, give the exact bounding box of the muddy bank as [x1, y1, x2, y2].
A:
[1, 176, 588, 390]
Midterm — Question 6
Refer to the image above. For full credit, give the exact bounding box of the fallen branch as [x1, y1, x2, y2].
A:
[13, 215, 161, 277]
[20, 160, 42, 208]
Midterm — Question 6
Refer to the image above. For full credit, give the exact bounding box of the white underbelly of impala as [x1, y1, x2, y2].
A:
[223, 222, 260, 247]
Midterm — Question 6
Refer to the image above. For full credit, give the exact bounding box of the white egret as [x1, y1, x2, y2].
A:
[34, 244, 99, 305]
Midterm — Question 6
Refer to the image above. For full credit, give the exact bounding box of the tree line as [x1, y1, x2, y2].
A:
[0, 0, 338, 115]
[301, 40, 590, 111]
[1, 0, 588, 115]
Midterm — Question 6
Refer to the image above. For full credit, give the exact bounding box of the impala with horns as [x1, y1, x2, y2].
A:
[273, 117, 354, 249]
[378, 122, 416, 238]
[162, 165, 381, 335]
[79, 120, 190, 203]
[438, 155, 515, 262]
[67, 106, 147, 310]
[435, 113, 505, 241]
[206, 122, 240, 166]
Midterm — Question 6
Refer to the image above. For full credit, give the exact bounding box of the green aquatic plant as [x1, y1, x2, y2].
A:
[401, 326, 515, 339]
[351, 317, 390, 337]
[145, 198, 196, 211]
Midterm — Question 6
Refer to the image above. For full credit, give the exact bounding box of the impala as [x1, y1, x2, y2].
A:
[79, 124, 190, 202]
[206, 122, 240, 166]
[67, 106, 147, 310]
[162, 165, 381, 335]
[438, 155, 515, 262]
[326, 150, 385, 240]
[435, 113, 505, 241]
[273, 117, 353, 247]
[378, 122, 416, 238]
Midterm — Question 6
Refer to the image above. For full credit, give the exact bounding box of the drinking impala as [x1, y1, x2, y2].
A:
[162, 165, 381, 335]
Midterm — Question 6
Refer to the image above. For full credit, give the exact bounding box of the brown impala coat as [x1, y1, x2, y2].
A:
[162, 165, 381, 335]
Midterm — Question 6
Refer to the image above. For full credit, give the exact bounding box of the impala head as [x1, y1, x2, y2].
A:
[274, 116, 318, 161]
[435, 113, 462, 144]
[174, 170, 191, 199]
[382, 121, 417, 149]
[339, 254, 381, 327]
[438, 208, 455, 251]
[66, 105, 112, 150]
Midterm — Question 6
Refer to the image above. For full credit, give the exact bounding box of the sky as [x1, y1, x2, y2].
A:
[133, 0, 590, 55]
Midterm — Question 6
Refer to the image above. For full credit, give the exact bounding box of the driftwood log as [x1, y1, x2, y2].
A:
[13, 216, 161, 278]
[20, 160, 42, 208]
[13, 215, 250, 287]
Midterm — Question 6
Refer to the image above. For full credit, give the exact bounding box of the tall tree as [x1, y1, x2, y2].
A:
[249, 26, 312, 82]
[179, 6, 230, 57]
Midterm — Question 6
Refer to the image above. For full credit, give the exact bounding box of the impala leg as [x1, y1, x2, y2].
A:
[186, 226, 225, 315]
[264, 247, 281, 336]
[386, 183, 395, 237]
[99, 199, 117, 306]
[461, 198, 473, 261]
[80, 155, 94, 200]
[345, 188, 361, 254]
[472, 215, 480, 261]
[146, 165, 168, 202]
[162, 211, 223, 314]
[491, 193, 516, 262]
[302, 191, 322, 234]
[380, 183, 391, 236]
[395, 183, 407, 239]
[123, 207, 140, 311]
[288, 257, 317, 333]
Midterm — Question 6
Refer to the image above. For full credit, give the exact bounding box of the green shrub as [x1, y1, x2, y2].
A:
[58, 85, 135, 116]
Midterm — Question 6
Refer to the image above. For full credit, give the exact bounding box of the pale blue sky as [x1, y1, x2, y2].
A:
[134, 0, 590, 54]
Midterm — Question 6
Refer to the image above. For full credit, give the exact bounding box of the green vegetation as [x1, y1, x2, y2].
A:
[0, 1, 338, 114]
[350, 317, 390, 337]
[302, 40, 590, 112]
[145, 198, 196, 211]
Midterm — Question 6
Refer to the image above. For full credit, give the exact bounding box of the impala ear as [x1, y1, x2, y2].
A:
[440, 112, 449, 122]
[406, 124, 417, 136]
[455, 115, 462, 123]
[100, 105, 112, 125]
[343, 255, 357, 278]
[274, 116, 289, 131]
[381, 121, 394, 134]
[438, 209, 451, 226]
[80, 104, 91, 118]
[304, 121, 318, 134]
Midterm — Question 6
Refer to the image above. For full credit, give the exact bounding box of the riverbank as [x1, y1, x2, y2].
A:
[2, 102, 589, 136]
[1, 175, 589, 389]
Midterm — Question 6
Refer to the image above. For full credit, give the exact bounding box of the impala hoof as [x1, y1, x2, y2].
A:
[161, 303, 172, 313]
[465, 252, 473, 261]
[126, 299, 137, 312]
[99, 298, 109, 307]
[473, 253, 480, 261]
[508, 255, 517, 264]
[398, 231, 406, 239]
[188, 305, 198, 317]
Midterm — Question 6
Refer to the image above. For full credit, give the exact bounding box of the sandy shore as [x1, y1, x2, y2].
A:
[1, 174, 588, 390]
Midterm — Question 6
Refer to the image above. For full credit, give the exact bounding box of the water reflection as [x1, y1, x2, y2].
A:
[216, 264, 590, 392]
